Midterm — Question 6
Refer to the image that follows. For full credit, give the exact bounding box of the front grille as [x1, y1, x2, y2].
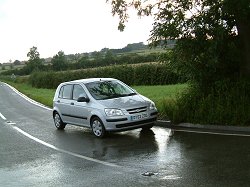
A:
[116, 117, 157, 128]
[126, 106, 147, 114]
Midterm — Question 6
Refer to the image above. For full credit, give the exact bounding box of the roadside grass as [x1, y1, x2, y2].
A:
[3, 79, 249, 126]
[134, 84, 188, 118]
[5, 81, 55, 108]
[3, 81, 188, 119]
[134, 84, 187, 102]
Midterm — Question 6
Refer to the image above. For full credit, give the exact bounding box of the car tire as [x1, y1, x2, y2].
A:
[142, 124, 154, 130]
[91, 117, 106, 138]
[53, 112, 66, 130]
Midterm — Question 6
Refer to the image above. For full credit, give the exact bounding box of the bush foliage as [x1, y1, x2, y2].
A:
[29, 63, 185, 89]
[164, 80, 250, 126]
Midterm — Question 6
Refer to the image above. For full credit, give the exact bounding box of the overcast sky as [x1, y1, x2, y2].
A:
[0, 0, 153, 63]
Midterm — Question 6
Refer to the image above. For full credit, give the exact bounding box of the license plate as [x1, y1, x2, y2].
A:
[130, 113, 148, 121]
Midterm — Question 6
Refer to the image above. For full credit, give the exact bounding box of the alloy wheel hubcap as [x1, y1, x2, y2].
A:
[54, 114, 61, 127]
[92, 120, 102, 136]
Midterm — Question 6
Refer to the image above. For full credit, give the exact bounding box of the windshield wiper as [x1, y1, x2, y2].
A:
[126, 93, 137, 96]
[102, 93, 137, 99]
[119, 93, 137, 97]
[103, 94, 123, 99]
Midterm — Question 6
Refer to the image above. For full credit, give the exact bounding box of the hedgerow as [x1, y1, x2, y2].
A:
[29, 63, 185, 89]
[164, 80, 250, 126]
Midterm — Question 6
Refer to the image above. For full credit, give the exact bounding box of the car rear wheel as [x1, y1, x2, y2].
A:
[91, 117, 106, 138]
[53, 112, 66, 130]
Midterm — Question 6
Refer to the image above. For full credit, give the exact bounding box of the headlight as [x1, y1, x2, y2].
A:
[105, 109, 124, 116]
[149, 102, 156, 110]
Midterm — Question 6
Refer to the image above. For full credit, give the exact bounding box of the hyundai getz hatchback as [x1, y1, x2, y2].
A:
[53, 78, 158, 137]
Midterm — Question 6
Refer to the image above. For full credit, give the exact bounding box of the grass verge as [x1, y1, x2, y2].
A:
[4, 81, 55, 108]
[2, 80, 187, 119]
[134, 84, 188, 118]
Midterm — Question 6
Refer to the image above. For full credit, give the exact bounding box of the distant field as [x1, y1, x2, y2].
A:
[4, 82, 188, 115]
[117, 48, 166, 56]
[0, 47, 166, 73]
[0, 64, 25, 73]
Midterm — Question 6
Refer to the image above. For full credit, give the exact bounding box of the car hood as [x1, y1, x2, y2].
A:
[98, 94, 150, 109]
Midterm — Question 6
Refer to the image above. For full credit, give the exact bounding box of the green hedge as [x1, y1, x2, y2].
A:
[29, 64, 185, 89]
[164, 80, 250, 126]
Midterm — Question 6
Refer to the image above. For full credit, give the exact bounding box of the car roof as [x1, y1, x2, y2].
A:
[62, 78, 117, 85]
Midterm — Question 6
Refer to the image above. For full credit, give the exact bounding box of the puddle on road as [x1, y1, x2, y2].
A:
[161, 174, 182, 180]
[6, 121, 16, 125]
[142, 171, 159, 177]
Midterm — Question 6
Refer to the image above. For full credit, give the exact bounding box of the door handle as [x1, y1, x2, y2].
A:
[71, 102, 74, 105]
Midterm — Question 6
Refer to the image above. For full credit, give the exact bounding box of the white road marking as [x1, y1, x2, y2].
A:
[0, 112, 7, 120]
[173, 129, 250, 137]
[6, 121, 16, 125]
[13, 126, 120, 168]
[3, 82, 52, 111]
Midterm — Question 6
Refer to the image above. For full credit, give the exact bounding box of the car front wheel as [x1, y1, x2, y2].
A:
[142, 124, 154, 130]
[91, 117, 106, 138]
[53, 112, 66, 130]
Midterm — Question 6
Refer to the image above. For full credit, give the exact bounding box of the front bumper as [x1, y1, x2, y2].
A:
[103, 111, 158, 132]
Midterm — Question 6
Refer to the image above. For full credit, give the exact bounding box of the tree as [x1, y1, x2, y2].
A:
[108, 0, 250, 82]
[108, 0, 250, 126]
[27, 46, 43, 72]
[13, 60, 21, 66]
[91, 51, 103, 60]
[104, 49, 116, 64]
[51, 51, 68, 71]
[73, 53, 82, 63]
[91, 51, 103, 66]
[78, 53, 90, 67]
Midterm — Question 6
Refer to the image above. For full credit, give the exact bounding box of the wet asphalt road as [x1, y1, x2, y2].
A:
[1, 82, 250, 187]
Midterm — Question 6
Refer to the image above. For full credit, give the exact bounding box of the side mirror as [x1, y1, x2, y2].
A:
[77, 96, 90, 103]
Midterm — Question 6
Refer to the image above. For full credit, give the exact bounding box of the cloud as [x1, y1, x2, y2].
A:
[0, 0, 153, 62]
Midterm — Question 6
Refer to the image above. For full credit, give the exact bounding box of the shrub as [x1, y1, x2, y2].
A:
[167, 80, 250, 126]
[29, 64, 185, 89]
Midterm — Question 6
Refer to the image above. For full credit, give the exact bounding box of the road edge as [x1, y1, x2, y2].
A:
[2, 82, 52, 111]
[156, 120, 250, 133]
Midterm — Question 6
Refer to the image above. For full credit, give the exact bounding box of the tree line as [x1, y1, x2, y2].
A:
[1, 46, 165, 76]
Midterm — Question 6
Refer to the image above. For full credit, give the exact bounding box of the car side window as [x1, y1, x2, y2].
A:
[58, 86, 63, 98]
[73, 84, 87, 100]
[62, 84, 73, 99]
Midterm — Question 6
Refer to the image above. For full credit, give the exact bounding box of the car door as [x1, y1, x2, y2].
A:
[70, 84, 90, 126]
[57, 84, 74, 124]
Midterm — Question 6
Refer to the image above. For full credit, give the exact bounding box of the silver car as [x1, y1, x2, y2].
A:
[53, 78, 158, 137]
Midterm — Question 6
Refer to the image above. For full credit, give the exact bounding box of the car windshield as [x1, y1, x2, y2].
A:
[85, 80, 136, 100]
